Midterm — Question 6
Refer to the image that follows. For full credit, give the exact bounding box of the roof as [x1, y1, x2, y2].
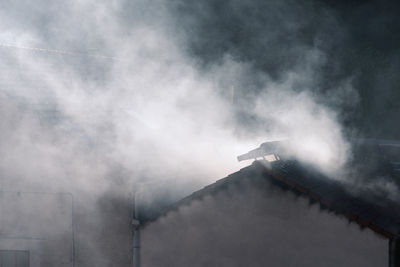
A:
[140, 159, 400, 238]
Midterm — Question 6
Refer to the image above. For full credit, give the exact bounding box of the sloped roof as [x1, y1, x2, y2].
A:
[141, 160, 400, 238]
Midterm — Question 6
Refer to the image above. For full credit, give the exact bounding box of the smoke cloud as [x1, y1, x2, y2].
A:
[0, 0, 399, 264]
[0, 0, 359, 193]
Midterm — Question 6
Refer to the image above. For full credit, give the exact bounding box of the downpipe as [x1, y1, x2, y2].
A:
[133, 188, 141, 267]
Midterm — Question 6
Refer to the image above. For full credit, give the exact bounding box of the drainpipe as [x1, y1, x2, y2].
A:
[66, 192, 75, 267]
[132, 188, 141, 267]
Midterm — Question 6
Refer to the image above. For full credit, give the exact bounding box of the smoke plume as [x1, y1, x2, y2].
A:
[0, 0, 399, 264]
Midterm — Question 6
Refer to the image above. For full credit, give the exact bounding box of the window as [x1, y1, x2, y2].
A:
[0, 250, 29, 267]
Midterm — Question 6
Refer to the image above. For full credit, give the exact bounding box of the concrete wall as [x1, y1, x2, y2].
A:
[141, 176, 388, 267]
[0, 190, 133, 267]
[0, 192, 73, 267]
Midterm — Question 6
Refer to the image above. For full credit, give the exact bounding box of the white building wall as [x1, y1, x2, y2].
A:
[141, 177, 388, 267]
[0, 192, 73, 267]
[0, 190, 134, 267]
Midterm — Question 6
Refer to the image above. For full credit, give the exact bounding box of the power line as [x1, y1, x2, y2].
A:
[0, 42, 122, 61]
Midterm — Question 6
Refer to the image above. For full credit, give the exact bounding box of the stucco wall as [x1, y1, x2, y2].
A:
[141, 176, 388, 267]
[0, 193, 73, 267]
[0, 191, 133, 267]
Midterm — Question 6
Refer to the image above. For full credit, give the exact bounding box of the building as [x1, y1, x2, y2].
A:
[1, 135, 400, 266]
[0, 189, 133, 267]
[140, 157, 400, 267]
[0, 54, 134, 267]
[0, 192, 73, 266]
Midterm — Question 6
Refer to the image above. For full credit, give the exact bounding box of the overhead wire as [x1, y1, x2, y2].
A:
[0, 42, 122, 61]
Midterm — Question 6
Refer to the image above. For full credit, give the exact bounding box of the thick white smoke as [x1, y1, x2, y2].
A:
[0, 1, 360, 265]
[0, 0, 352, 195]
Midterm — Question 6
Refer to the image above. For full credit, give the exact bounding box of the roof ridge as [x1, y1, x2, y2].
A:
[140, 160, 400, 239]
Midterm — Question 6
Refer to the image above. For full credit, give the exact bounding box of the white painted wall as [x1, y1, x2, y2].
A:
[142, 177, 388, 267]
[0, 191, 134, 267]
[0, 193, 72, 266]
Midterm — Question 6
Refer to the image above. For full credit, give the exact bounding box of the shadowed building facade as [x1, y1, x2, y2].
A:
[140, 160, 399, 267]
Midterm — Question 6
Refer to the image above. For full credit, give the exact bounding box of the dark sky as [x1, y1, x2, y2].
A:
[168, 0, 400, 139]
